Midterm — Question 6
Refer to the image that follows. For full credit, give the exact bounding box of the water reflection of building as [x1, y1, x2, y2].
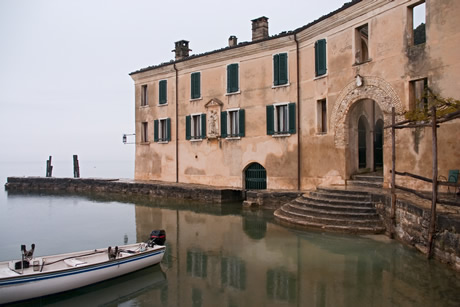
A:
[134, 204, 460, 306]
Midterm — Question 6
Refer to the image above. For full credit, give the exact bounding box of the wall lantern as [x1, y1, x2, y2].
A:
[356, 74, 363, 87]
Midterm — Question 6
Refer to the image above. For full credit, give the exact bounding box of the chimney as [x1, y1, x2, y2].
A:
[228, 35, 238, 47]
[172, 40, 191, 60]
[251, 16, 269, 41]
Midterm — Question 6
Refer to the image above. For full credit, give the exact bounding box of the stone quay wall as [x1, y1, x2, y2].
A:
[5, 177, 243, 204]
[373, 192, 460, 271]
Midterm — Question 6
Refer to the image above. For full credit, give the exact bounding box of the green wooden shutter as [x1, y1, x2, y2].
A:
[159, 80, 167, 104]
[273, 54, 280, 86]
[279, 53, 288, 85]
[288, 103, 296, 134]
[191, 72, 200, 99]
[227, 65, 232, 93]
[239, 109, 245, 137]
[196, 73, 201, 98]
[266, 105, 274, 135]
[154, 119, 159, 142]
[221, 111, 227, 138]
[315, 39, 327, 76]
[201, 113, 206, 139]
[227, 64, 238, 93]
[186, 115, 191, 140]
[166, 118, 171, 142]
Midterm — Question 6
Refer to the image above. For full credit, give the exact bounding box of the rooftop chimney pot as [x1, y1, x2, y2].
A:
[251, 16, 269, 41]
[172, 40, 191, 60]
[228, 35, 238, 47]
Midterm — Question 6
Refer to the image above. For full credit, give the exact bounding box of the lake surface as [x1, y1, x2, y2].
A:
[1, 161, 460, 306]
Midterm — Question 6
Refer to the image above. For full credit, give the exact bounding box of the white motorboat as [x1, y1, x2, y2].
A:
[0, 230, 166, 304]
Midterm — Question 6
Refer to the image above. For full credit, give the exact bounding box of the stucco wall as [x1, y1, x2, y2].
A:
[131, 0, 460, 191]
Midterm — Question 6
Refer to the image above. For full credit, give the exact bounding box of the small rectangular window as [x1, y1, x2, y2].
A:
[355, 24, 369, 64]
[315, 39, 327, 77]
[141, 122, 148, 142]
[273, 53, 288, 86]
[159, 80, 167, 105]
[191, 72, 201, 99]
[227, 63, 239, 94]
[141, 85, 148, 106]
[410, 78, 428, 112]
[411, 2, 426, 45]
[317, 99, 327, 134]
[266, 103, 296, 135]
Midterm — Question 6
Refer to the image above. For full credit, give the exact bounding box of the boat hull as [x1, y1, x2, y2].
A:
[0, 245, 165, 304]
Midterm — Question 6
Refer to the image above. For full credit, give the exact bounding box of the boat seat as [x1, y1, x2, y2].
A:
[64, 258, 87, 267]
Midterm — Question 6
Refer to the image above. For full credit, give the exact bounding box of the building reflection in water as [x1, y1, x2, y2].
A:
[131, 201, 460, 307]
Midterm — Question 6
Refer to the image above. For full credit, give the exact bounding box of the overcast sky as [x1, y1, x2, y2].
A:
[0, 0, 349, 164]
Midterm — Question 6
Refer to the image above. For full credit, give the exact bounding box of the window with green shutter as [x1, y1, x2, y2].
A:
[288, 103, 296, 134]
[274, 53, 288, 86]
[315, 39, 327, 77]
[187, 114, 206, 140]
[191, 72, 201, 99]
[266, 105, 274, 135]
[223, 109, 245, 139]
[221, 111, 228, 138]
[238, 109, 245, 137]
[154, 118, 171, 143]
[154, 119, 159, 142]
[267, 103, 296, 135]
[186, 115, 191, 140]
[159, 80, 167, 104]
[227, 63, 239, 93]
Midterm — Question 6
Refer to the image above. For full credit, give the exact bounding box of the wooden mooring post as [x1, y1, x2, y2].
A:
[73, 155, 80, 178]
[46, 156, 53, 177]
[427, 106, 438, 259]
[390, 107, 396, 237]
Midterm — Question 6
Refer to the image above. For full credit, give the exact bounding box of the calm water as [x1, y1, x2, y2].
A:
[1, 162, 460, 306]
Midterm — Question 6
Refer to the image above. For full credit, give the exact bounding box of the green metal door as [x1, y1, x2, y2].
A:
[374, 119, 383, 169]
[245, 163, 267, 190]
[358, 117, 367, 169]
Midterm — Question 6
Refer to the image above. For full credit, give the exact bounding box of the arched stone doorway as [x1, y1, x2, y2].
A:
[331, 76, 403, 179]
[244, 163, 267, 190]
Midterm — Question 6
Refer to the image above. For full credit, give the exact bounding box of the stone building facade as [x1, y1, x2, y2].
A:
[130, 0, 460, 191]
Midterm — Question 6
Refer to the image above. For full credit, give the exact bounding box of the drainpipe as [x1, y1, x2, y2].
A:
[294, 33, 301, 191]
[173, 63, 179, 183]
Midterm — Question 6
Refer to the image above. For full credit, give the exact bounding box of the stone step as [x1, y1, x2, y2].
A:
[351, 175, 384, 182]
[316, 186, 371, 196]
[299, 195, 375, 208]
[309, 191, 371, 202]
[274, 209, 386, 234]
[294, 198, 377, 213]
[286, 203, 380, 220]
[347, 180, 383, 188]
[279, 206, 382, 227]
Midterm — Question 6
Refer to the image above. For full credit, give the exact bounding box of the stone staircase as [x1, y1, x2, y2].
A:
[274, 174, 385, 234]
[347, 173, 384, 188]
